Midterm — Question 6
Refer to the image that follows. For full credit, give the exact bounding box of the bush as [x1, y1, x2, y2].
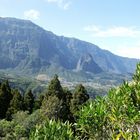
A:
[0, 110, 43, 139]
[76, 82, 140, 139]
[29, 119, 75, 140]
[0, 119, 27, 139]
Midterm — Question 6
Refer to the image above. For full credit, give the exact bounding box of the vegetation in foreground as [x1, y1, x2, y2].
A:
[0, 64, 140, 139]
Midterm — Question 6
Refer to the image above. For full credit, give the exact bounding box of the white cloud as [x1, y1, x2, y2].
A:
[84, 25, 140, 38]
[115, 45, 140, 59]
[46, 0, 71, 10]
[24, 9, 40, 20]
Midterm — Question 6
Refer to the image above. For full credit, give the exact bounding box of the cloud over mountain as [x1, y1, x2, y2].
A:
[84, 25, 140, 38]
[24, 9, 40, 20]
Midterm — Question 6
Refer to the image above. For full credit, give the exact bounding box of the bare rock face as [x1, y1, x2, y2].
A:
[76, 53, 103, 74]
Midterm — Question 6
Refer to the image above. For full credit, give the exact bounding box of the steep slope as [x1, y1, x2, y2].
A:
[59, 37, 139, 73]
[0, 17, 139, 75]
[76, 53, 102, 73]
[0, 17, 76, 73]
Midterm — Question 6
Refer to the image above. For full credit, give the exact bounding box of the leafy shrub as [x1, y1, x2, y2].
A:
[22, 109, 43, 135]
[0, 110, 43, 139]
[29, 119, 75, 140]
[0, 119, 27, 140]
[76, 82, 140, 139]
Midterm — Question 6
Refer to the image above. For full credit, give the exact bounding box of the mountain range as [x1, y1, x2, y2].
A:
[0, 17, 139, 80]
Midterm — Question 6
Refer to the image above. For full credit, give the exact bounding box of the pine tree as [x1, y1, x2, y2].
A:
[47, 74, 64, 100]
[42, 75, 71, 121]
[34, 94, 44, 110]
[70, 84, 89, 114]
[0, 81, 12, 119]
[63, 88, 75, 122]
[63, 88, 72, 107]
[6, 89, 23, 120]
[24, 90, 35, 113]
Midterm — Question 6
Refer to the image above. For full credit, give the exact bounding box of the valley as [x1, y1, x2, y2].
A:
[0, 69, 132, 98]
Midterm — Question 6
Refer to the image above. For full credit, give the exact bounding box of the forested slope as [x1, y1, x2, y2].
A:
[0, 64, 140, 139]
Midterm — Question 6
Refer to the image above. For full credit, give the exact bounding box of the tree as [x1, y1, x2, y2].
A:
[63, 88, 72, 107]
[42, 95, 70, 122]
[24, 90, 35, 114]
[47, 74, 64, 100]
[63, 88, 74, 122]
[70, 84, 89, 114]
[6, 89, 23, 120]
[33, 94, 44, 110]
[0, 80, 12, 119]
[41, 75, 72, 121]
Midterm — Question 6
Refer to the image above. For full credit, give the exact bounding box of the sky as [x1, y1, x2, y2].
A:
[0, 0, 140, 59]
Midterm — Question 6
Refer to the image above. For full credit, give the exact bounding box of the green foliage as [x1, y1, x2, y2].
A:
[0, 119, 27, 140]
[71, 84, 89, 114]
[63, 88, 72, 107]
[0, 110, 43, 139]
[21, 110, 43, 134]
[33, 94, 44, 110]
[6, 89, 23, 120]
[42, 96, 70, 122]
[76, 98, 108, 139]
[0, 119, 15, 138]
[47, 74, 64, 99]
[29, 120, 75, 140]
[0, 80, 12, 119]
[42, 75, 75, 122]
[133, 62, 140, 82]
[0, 112, 28, 139]
[12, 111, 29, 124]
[76, 81, 140, 139]
[0, 76, 89, 139]
[24, 90, 35, 113]
[12, 110, 44, 137]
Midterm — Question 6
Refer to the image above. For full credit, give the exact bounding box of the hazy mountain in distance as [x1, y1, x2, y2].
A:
[0, 17, 139, 76]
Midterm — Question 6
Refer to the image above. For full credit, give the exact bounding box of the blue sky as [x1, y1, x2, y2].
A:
[0, 0, 140, 58]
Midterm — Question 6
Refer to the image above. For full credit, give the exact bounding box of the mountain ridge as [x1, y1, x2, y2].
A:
[0, 17, 139, 78]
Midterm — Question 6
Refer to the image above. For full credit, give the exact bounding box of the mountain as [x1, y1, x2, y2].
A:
[0, 17, 139, 78]
[76, 53, 103, 73]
